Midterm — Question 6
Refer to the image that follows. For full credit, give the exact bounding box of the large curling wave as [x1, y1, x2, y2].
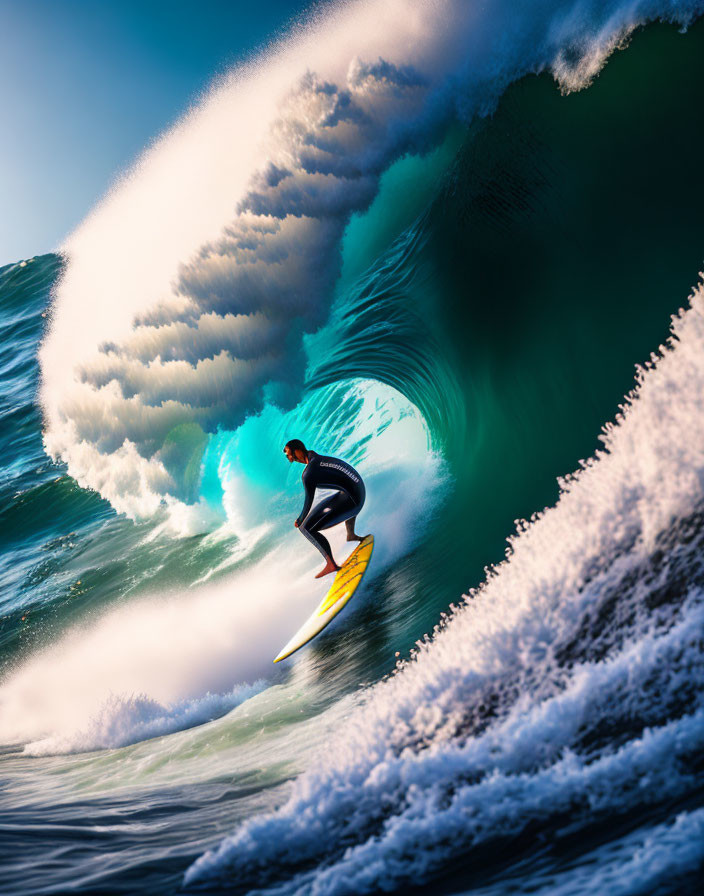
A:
[39, 0, 704, 532]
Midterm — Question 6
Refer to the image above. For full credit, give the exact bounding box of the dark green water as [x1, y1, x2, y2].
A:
[402, 18, 704, 613]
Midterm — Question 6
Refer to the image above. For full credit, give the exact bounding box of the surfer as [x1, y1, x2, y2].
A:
[284, 439, 366, 578]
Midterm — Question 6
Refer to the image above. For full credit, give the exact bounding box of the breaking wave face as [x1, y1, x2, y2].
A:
[39, 0, 704, 530]
[186, 282, 704, 894]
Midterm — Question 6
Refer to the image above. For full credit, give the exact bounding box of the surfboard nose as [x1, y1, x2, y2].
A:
[273, 535, 374, 662]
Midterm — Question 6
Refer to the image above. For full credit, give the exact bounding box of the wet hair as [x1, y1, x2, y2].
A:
[284, 438, 307, 456]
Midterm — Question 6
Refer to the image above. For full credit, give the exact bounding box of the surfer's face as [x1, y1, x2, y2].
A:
[284, 445, 304, 463]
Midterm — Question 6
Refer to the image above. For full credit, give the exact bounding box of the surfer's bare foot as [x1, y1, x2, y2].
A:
[315, 560, 339, 578]
[346, 533, 365, 543]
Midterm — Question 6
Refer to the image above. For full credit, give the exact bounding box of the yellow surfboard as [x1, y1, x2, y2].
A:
[274, 535, 374, 663]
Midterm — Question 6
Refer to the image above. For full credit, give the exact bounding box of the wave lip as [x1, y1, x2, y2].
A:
[185, 281, 704, 893]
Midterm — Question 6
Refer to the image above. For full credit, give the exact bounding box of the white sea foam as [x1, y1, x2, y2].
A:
[40, 0, 704, 525]
[0, 533, 360, 753]
[369, 805, 704, 895]
[25, 681, 266, 756]
[185, 284, 704, 892]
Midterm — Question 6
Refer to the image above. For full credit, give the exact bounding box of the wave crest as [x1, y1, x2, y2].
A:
[40, 0, 703, 524]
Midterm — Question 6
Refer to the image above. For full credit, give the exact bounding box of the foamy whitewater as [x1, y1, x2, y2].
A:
[186, 282, 704, 891]
[2, 0, 704, 894]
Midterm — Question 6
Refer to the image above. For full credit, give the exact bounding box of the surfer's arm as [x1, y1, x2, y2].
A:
[295, 475, 315, 527]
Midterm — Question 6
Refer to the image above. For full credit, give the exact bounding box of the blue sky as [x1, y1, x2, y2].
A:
[0, 0, 316, 265]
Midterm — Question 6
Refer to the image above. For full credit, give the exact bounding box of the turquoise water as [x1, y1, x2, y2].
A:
[2, 10, 704, 896]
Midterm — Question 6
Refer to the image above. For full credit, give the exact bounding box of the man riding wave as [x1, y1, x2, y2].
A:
[283, 438, 367, 578]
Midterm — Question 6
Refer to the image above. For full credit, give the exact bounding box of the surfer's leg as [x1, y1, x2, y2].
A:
[299, 497, 343, 577]
[301, 491, 365, 576]
[316, 487, 366, 542]
[299, 519, 335, 563]
[344, 517, 364, 542]
[315, 489, 363, 532]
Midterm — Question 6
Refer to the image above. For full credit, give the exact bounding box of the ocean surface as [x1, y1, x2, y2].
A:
[2, 2, 704, 893]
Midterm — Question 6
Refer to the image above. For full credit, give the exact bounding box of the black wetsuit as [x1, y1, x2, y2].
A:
[296, 451, 366, 563]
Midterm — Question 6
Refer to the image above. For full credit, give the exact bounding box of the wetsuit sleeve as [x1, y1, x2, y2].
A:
[295, 469, 316, 526]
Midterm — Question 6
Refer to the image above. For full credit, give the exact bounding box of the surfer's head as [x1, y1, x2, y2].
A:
[284, 438, 308, 463]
